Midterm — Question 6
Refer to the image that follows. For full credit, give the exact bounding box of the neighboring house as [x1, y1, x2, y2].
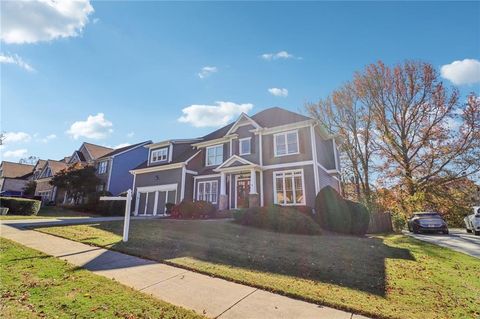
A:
[34, 159, 68, 203]
[130, 107, 341, 216]
[94, 140, 152, 195]
[0, 161, 35, 197]
[34, 142, 113, 204]
[31, 160, 47, 181]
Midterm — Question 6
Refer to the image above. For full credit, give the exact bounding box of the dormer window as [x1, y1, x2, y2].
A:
[151, 148, 168, 163]
[239, 137, 251, 155]
[206, 144, 223, 166]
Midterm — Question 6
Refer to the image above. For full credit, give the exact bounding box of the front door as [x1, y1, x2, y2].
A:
[236, 178, 250, 208]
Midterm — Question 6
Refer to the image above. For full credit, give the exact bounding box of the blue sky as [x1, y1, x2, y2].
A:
[1, 1, 479, 162]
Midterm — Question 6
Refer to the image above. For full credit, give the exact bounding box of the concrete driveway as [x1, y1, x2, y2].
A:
[405, 228, 480, 259]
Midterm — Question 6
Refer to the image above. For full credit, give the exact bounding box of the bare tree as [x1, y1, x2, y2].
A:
[354, 61, 480, 211]
[306, 82, 376, 207]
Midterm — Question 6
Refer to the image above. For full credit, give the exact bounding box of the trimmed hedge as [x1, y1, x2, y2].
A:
[233, 205, 321, 235]
[347, 200, 370, 235]
[171, 200, 216, 219]
[0, 197, 41, 215]
[314, 186, 351, 233]
[69, 191, 126, 216]
[314, 186, 370, 235]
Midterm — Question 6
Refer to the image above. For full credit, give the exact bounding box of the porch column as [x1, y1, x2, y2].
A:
[249, 169, 257, 194]
[134, 192, 140, 216]
[219, 172, 228, 210]
[153, 191, 159, 216]
[249, 169, 259, 208]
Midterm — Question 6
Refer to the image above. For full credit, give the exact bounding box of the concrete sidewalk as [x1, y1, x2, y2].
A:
[0, 220, 368, 319]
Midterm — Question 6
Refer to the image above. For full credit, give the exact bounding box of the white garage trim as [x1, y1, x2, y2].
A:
[134, 183, 178, 216]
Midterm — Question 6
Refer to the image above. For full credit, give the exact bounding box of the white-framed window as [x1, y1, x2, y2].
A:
[206, 144, 223, 166]
[239, 137, 251, 155]
[41, 167, 52, 178]
[97, 161, 108, 174]
[197, 180, 218, 204]
[151, 148, 168, 163]
[274, 130, 299, 157]
[274, 169, 305, 205]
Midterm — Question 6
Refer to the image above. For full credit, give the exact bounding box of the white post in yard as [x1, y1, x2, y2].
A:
[100, 189, 132, 242]
[123, 189, 132, 242]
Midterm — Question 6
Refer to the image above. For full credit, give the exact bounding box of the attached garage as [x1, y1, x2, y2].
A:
[134, 184, 178, 216]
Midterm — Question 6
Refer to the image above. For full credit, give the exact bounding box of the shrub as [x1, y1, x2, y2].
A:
[347, 200, 370, 235]
[314, 186, 352, 234]
[171, 200, 216, 219]
[0, 197, 41, 215]
[233, 205, 321, 235]
[391, 211, 407, 233]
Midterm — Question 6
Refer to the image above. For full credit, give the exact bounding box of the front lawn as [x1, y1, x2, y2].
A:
[35, 219, 480, 319]
[0, 238, 204, 319]
[0, 206, 95, 220]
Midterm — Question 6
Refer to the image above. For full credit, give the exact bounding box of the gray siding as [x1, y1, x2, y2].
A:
[318, 167, 340, 192]
[262, 126, 313, 166]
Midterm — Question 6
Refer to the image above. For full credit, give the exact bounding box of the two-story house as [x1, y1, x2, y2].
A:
[130, 107, 340, 216]
[35, 142, 113, 204]
[94, 140, 152, 195]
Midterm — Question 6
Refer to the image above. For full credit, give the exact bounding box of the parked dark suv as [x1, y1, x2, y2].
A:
[408, 212, 449, 234]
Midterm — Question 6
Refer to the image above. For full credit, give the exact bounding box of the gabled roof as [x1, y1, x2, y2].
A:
[226, 113, 261, 135]
[39, 160, 69, 178]
[99, 140, 152, 159]
[33, 160, 47, 172]
[68, 151, 86, 163]
[214, 155, 259, 172]
[0, 161, 34, 179]
[81, 142, 113, 160]
[251, 107, 312, 127]
[199, 107, 313, 142]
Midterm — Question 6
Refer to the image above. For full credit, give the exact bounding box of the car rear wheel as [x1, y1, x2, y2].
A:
[442, 230, 449, 235]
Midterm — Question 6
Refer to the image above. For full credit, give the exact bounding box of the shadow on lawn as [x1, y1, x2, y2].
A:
[37, 220, 415, 297]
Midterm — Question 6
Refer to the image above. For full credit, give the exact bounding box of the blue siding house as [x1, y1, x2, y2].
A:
[95, 141, 152, 195]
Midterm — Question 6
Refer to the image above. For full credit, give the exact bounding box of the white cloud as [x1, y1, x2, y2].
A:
[268, 88, 289, 97]
[0, 53, 35, 72]
[66, 113, 113, 140]
[440, 59, 480, 85]
[1, 0, 94, 44]
[261, 51, 296, 61]
[198, 66, 218, 79]
[126, 131, 135, 138]
[114, 143, 131, 149]
[178, 101, 253, 128]
[38, 134, 57, 143]
[3, 132, 31, 144]
[3, 149, 28, 159]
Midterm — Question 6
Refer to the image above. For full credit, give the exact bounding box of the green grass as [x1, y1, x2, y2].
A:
[0, 206, 95, 220]
[35, 219, 480, 319]
[0, 238, 204, 319]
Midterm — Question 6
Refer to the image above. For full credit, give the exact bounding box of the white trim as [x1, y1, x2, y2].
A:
[196, 180, 218, 204]
[185, 169, 198, 175]
[192, 135, 237, 148]
[310, 125, 320, 195]
[272, 169, 306, 206]
[136, 183, 178, 193]
[229, 139, 233, 157]
[205, 144, 224, 167]
[239, 137, 252, 155]
[97, 160, 108, 175]
[130, 162, 183, 174]
[226, 113, 261, 135]
[273, 130, 300, 157]
[80, 143, 94, 161]
[132, 172, 136, 191]
[106, 159, 113, 191]
[332, 138, 339, 171]
[180, 166, 186, 201]
[252, 120, 315, 135]
[168, 144, 173, 162]
[185, 150, 201, 164]
[194, 174, 221, 180]
[144, 192, 149, 215]
[111, 141, 152, 158]
[215, 155, 256, 170]
[262, 160, 313, 170]
[259, 132, 264, 206]
[153, 191, 159, 216]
